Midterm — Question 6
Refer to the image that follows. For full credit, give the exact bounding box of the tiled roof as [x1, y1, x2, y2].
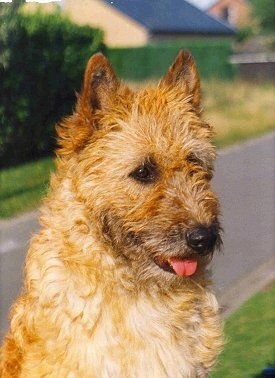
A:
[104, 0, 235, 35]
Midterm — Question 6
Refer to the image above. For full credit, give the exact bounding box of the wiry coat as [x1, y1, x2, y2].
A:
[0, 51, 223, 377]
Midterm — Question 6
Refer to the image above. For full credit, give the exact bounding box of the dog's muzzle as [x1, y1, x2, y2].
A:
[186, 226, 218, 255]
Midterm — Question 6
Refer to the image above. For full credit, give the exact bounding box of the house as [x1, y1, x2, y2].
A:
[24, 0, 235, 47]
[207, 0, 251, 28]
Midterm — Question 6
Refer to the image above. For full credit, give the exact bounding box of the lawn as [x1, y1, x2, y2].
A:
[211, 282, 275, 378]
[0, 79, 274, 219]
[202, 80, 275, 148]
[0, 157, 54, 218]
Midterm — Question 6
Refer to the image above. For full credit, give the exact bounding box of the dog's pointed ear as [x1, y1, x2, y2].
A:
[77, 52, 119, 114]
[160, 50, 201, 108]
[56, 53, 120, 158]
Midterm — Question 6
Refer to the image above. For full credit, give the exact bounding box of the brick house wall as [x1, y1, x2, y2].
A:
[208, 0, 250, 27]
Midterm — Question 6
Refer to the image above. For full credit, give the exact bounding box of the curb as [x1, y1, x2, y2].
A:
[217, 255, 275, 318]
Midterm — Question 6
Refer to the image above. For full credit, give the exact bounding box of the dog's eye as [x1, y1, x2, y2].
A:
[130, 159, 159, 184]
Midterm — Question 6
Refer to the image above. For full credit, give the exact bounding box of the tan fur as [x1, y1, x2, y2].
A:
[0, 50, 223, 377]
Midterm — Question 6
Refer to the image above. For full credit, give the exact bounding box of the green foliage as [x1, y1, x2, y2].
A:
[0, 6, 105, 168]
[107, 40, 235, 81]
[250, 0, 275, 34]
[236, 26, 254, 43]
[0, 1, 23, 68]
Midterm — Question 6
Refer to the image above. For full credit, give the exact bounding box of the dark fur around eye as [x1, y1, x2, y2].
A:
[186, 152, 202, 166]
[129, 158, 159, 184]
[186, 152, 213, 180]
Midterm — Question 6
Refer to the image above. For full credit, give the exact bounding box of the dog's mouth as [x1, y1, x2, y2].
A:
[153, 256, 198, 276]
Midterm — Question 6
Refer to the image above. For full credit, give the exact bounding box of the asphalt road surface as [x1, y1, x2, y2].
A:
[212, 132, 275, 315]
[1, 132, 274, 340]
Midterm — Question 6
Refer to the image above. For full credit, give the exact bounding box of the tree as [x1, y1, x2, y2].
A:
[250, 0, 275, 34]
[0, 0, 24, 69]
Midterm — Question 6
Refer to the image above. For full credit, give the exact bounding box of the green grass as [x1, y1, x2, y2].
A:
[0, 157, 54, 218]
[202, 80, 275, 148]
[211, 283, 275, 378]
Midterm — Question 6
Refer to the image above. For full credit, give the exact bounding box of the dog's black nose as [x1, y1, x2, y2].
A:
[186, 226, 218, 254]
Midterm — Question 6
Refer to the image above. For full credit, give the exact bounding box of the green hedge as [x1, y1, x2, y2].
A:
[0, 6, 105, 168]
[107, 39, 236, 81]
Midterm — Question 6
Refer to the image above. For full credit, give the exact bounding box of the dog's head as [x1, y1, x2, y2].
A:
[56, 51, 221, 287]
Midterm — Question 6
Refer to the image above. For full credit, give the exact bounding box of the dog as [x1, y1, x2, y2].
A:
[0, 50, 223, 377]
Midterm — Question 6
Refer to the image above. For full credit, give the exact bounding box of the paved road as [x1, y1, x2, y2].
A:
[1, 132, 275, 340]
[211, 132, 275, 315]
[0, 211, 39, 341]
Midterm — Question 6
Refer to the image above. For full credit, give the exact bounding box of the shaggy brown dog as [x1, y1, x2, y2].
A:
[0, 50, 223, 377]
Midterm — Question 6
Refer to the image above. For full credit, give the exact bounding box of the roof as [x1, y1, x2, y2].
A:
[103, 0, 235, 36]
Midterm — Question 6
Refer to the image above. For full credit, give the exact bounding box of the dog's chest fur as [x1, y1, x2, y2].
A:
[29, 274, 219, 378]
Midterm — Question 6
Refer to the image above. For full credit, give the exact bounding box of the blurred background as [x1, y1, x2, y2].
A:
[0, 1, 274, 376]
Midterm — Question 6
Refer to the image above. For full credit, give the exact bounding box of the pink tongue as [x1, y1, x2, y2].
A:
[169, 259, 198, 276]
